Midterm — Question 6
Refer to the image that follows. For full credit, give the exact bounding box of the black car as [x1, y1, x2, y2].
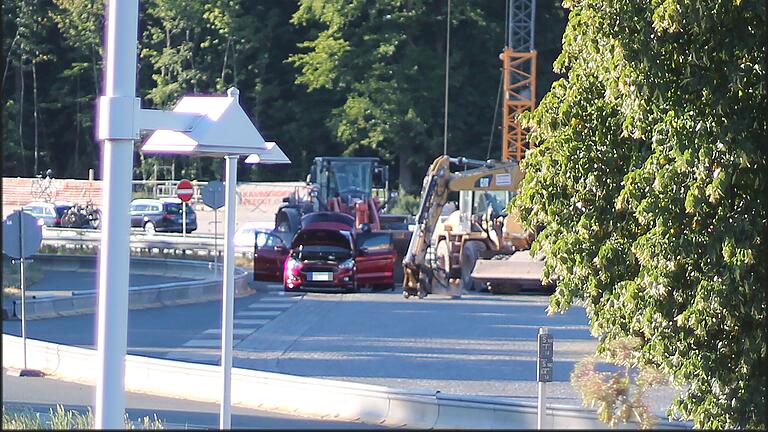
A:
[129, 198, 197, 233]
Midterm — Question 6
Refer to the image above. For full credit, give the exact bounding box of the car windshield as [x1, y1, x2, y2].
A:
[328, 160, 372, 195]
[292, 245, 351, 262]
[163, 202, 192, 214]
[473, 191, 513, 215]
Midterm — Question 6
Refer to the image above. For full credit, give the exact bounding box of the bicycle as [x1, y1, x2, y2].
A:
[61, 201, 102, 229]
[30, 169, 57, 202]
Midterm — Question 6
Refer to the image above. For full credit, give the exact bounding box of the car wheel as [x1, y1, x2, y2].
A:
[346, 280, 359, 293]
[144, 221, 156, 234]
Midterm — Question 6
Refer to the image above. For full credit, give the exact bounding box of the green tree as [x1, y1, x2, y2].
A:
[515, 0, 766, 428]
[3, 0, 55, 176]
[288, 0, 505, 191]
[50, 0, 104, 176]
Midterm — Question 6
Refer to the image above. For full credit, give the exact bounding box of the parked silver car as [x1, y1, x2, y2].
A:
[22, 201, 74, 227]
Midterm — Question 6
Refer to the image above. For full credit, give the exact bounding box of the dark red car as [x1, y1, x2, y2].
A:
[252, 212, 397, 292]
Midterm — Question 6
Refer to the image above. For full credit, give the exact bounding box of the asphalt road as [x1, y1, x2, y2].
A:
[2, 279, 682, 415]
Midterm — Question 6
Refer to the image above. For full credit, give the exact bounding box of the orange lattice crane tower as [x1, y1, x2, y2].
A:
[501, 0, 537, 161]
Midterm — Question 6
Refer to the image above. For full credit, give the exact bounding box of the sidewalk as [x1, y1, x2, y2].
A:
[2, 368, 382, 429]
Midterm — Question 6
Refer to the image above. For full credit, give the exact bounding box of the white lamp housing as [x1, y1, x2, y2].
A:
[244, 141, 291, 165]
[141, 88, 273, 157]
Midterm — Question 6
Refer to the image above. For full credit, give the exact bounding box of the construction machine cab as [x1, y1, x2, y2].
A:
[308, 157, 389, 211]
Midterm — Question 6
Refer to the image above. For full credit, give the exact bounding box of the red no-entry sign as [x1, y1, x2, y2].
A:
[176, 179, 194, 202]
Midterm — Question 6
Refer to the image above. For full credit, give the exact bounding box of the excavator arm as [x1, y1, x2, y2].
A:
[402, 155, 524, 298]
[402, 156, 452, 297]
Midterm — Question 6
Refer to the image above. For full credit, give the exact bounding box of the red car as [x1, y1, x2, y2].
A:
[253, 212, 397, 292]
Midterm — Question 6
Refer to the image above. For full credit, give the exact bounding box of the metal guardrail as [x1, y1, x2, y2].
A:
[10, 254, 251, 320]
[41, 227, 250, 256]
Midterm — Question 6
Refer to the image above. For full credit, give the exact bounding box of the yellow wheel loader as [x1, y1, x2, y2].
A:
[401, 155, 534, 299]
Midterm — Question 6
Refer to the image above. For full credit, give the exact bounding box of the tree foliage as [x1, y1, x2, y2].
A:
[515, 0, 766, 428]
[287, 0, 506, 190]
[2, 1, 567, 186]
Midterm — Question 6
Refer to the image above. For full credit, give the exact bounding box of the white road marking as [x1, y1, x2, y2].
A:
[234, 319, 271, 326]
[236, 310, 282, 317]
[248, 303, 294, 309]
[203, 328, 253, 336]
[259, 297, 300, 302]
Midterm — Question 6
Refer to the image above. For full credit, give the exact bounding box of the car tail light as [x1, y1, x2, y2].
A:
[54, 218, 61, 225]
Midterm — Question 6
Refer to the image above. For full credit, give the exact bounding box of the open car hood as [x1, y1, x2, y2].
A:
[291, 228, 353, 250]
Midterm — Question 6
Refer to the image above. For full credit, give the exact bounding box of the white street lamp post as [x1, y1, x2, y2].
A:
[220, 155, 238, 428]
[96, 3, 289, 428]
[95, 0, 138, 428]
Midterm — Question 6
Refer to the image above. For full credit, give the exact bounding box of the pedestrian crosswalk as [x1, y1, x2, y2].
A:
[165, 283, 301, 364]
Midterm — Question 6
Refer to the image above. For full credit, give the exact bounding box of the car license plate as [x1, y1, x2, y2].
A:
[309, 272, 332, 281]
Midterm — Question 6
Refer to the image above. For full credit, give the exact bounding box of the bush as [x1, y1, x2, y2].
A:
[571, 337, 669, 429]
[387, 187, 421, 216]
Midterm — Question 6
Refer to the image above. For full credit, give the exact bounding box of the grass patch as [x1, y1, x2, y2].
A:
[2, 404, 165, 429]
[2, 259, 45, 306]
[2, 259, 45, 290]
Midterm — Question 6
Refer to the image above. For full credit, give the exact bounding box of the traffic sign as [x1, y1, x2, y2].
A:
[2, 211, 43, 259]
[201, 180, 225, 209]
[538, 333, 554, 359]
[537, 358, 553, 382]
[537, 332, 554, 383]
[176, 179, 194, 202]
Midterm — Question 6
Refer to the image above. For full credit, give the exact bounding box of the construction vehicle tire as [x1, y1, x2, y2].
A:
[436, 240, 457, 279]
[461, 241, 487, 291]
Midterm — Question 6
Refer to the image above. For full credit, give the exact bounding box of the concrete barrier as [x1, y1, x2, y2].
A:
[2, 335, 691, 429]
[12, 254, 251, 320]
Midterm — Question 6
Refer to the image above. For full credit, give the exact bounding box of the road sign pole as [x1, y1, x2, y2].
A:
[537, 327, 550, 430]
[4, 210, 43, 377]
[220, 155, 238, 429]
[183, 204, 187, 239]
[18, 208, 27, 369]
[214, 208, 218, 277]
[95, 0, 138, 428]
[20, 257, 27, 368]
[538, 364, 546, 429]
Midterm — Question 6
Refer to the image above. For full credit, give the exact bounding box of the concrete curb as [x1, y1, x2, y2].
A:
[9, 254, 251, 320]
[2, 335, 691, 429]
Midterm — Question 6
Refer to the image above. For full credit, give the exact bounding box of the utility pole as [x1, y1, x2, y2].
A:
[502, 0, 537, 161]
